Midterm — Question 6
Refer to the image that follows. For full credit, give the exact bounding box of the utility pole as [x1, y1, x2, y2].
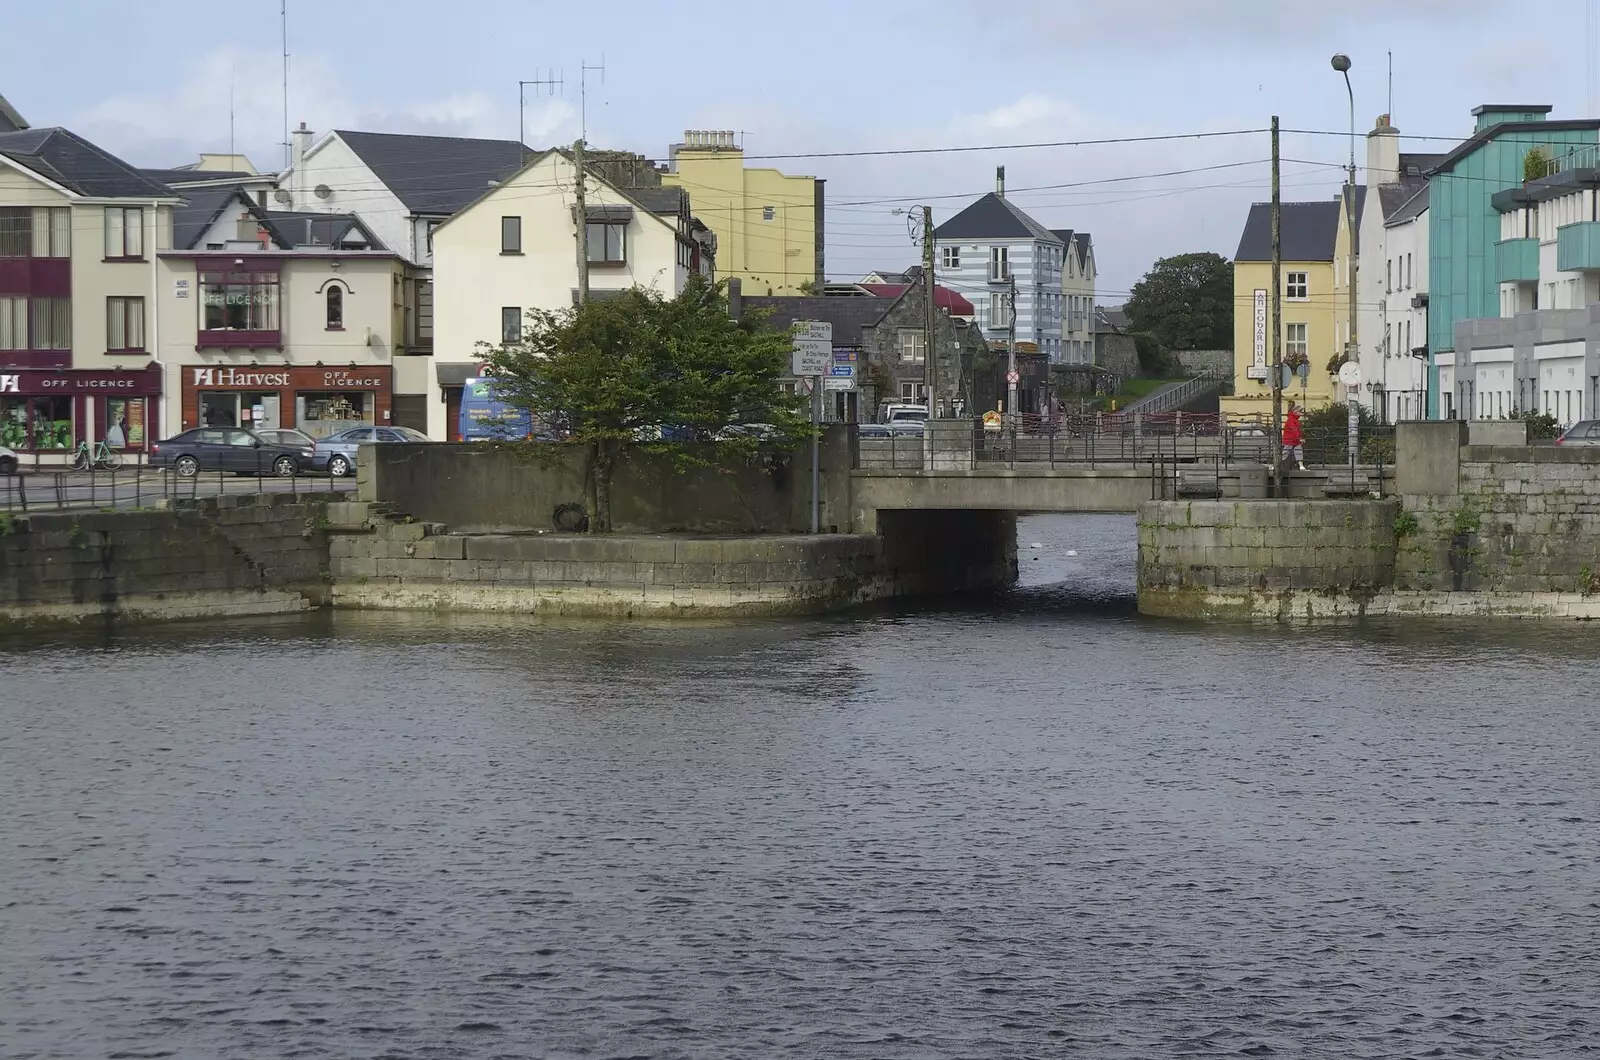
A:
[1007, 273, 1018, 417]
[922, 205, 937, 469]
[1270, 115, 1284, 493]
[573, 138, 589, 304]
[1334, 53, 1360, 479]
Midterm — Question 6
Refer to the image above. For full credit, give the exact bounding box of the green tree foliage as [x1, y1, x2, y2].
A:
[1132, 332, 1181, 377]
[478, 276, 807, 531]
[1124, 252, 1233, 353]
[1524, 146, 1551, 183]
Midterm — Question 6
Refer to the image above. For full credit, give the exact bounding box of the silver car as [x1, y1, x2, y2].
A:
[318, 425, 430, 477]
[0, 445, 17, 475]
[1555, 420, 1600, 446]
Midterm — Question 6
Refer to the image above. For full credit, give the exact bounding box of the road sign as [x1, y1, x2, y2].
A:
[1006, 370, 1020, 384]
[823, 376, 856, 391]
[828, 364, 854, 377]
[1338, 360, 1362, 387]
[790, 320, 833, 376]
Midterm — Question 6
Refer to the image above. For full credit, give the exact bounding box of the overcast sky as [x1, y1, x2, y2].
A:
[4, 0, 1593, 295]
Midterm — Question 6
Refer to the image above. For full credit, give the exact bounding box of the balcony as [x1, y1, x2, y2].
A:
[1493, 237, 1539, 284]
[1557, 221, 1600, 272]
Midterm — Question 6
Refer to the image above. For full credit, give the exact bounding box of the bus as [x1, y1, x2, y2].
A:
[459, 376, 534, 442]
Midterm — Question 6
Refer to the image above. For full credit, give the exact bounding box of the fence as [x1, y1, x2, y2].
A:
[2, 466, 353, 514]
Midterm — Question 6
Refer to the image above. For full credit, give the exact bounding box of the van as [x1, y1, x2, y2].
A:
[459, 377, 534, 441]
[882, 403, 929, 425]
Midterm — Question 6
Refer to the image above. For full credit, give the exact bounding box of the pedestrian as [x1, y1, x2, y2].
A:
[1284, 402, 1305, 470]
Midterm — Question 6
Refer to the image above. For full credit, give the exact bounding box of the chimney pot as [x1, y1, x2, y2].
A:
[996, 166, 1006, 198]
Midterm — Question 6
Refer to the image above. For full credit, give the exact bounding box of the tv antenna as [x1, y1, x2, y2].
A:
[517, 69, 563, 161]
[580, 55, 605, 141]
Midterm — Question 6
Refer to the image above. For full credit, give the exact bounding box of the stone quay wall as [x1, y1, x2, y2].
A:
[1137, 498, 1399, 620]
[0, 494, 334, 631]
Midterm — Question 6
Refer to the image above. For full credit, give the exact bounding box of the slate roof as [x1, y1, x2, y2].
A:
[0, 128, 174, 198]
[172, 185, 249, 249]
[863, 268, 913, 283]
[740, 295, 895, 346]
[858, 283, 975, 315]
[171, 186, 387, 250]
[1387, 183, 1429, 226]
[1235, 200, 1344, 262]
[1096, 306, 1129, 333]
[333, 129, 527, 215]
[624, 185, 687, 215]
[936, 193, 1062, 243]
[0, 93, 27, 132]
[141, 166, 257, 187]
[265, 210, 386, 249]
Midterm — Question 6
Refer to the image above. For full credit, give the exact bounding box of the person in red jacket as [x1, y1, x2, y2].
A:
[1283, 402, 1305, 470]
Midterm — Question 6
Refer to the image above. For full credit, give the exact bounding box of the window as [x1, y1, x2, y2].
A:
[500, 215, 522, 254]
[425, 220, 440, 254]
[941, 246, 960, 269]
[586, 223, 626, 264]
[201, 271, 280, 331]
[1285, 322, 1308, 359]
[1285, 272, 1308, 300]
[29, 297, 70, 349]
[106, 297, 145, 351]
[900, 381, 917, 402]
[897, 328, 925, 363]
[762, 206, 776, 221]
[501, 306, 522, 343]
[989, 293, 1012, 328]
[326, 285, 344, 330]
[104, 206, 144, 259]
[0, 296, 23, 349]
[1405, 253, 1412, 289]
[989, 245, 1010, 281]
[0, 207, 69, 257]
[105, 397, 146, 448]
[1386, 259, 1392, 293]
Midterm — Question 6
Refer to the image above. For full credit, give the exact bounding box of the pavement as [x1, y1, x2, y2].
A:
[2, 469, 353, 512]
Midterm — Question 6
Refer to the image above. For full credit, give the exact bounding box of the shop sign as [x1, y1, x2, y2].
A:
[193, 367, 292, 388]
[321, 370, 386, 388]
[0, 374, 16, 393]
[0, 372, 157, 394]
[203, 290, 274, 307]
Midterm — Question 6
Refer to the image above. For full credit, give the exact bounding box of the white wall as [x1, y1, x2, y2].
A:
[282, 135, 415, 263]
[1380, 209, 1428, 419]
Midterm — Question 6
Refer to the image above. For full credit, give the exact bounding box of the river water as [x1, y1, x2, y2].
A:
[4, 514, 1600, 1059]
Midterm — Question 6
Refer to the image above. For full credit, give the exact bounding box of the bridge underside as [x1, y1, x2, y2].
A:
[848, 468, 1154, 533]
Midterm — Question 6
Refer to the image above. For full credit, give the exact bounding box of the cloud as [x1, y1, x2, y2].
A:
[72, 46, 575, 170]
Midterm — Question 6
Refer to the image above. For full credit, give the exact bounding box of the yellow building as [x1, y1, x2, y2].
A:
[661, 130, 821, 295]
[1223, 196, 1355, 421]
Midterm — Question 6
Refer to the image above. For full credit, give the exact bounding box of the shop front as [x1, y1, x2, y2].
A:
[180, 365, 392, 440]
[0, 366, 162, 464]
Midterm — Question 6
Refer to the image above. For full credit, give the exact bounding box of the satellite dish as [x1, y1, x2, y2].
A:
[272, 188, 292, 204]
[314, 184, 333, 200]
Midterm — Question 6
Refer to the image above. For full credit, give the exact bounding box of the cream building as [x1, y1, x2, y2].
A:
[662, 130, 821, 295]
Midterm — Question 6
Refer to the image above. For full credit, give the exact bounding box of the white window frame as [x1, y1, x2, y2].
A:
[1285, 322, 1308, 359]
[897, 328, 925, 363]
[941, 245, 960, 269]
[989, 293, 1012, 328]
[989, 245, 1010, 282]
[1285, 272, 1309, 301]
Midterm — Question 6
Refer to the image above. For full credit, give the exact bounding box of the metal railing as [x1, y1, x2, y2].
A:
[2, 466, 353, 514]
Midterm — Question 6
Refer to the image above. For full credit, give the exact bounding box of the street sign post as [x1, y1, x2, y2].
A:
[791, 321, 833, 533]
[1005, 370, 1020, 385]
[1340, 356, 1362, 478]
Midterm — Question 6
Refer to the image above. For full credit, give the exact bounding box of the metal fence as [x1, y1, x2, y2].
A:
[2, 467, 354, 514]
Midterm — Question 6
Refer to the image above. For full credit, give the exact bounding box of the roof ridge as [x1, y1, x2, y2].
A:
[335, 128, 524, 147]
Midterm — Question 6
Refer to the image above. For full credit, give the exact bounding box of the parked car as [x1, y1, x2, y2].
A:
[148, 427, 315, 478]
[256, 428, 317, 450]
[317, 425, 431, 477]
[856, 423, 893, 439]
[712, 423, 783, 441]
[0, 445, 16, 475]
[1555, 420, 1600, 446]
[883, 403, 928, 425]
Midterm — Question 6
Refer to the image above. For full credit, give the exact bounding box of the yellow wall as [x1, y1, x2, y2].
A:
[663, 147, 815, 295]
[1222, 258, 1345, 421]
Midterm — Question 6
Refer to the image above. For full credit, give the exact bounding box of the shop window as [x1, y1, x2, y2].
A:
[29, 396, 72, 450]
[104, 206, 144, 259]
[201, 271, 280, 332]
[105, 397, 147, 448]
[326, 285, 344, 330]
[107, 296, 146, 351]
[0, 397, 27, 449]
[298, 391, 372, 439]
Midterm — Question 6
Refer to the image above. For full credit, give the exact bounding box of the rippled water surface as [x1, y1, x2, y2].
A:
[5, 514, 1600, 1059]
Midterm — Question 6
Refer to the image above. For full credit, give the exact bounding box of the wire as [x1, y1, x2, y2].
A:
[733, 127, 1271, 161]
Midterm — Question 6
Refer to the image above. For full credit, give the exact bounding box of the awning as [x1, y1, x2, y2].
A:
[436, 363, 476, 387]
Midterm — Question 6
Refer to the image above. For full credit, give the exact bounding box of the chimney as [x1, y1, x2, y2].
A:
[727, 277, 742, 320]
[289, 121, 314, 204]
[1366, 113, 1400, 186]
[996, 166, 1006, 198]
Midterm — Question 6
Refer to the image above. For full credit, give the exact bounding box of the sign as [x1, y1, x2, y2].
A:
[191, 367, 386, 390]
[0, 370, 163, 396]
[823, 376, 856, 391]
[1006, 370, 1020, 384]
[982, 410, 1003, 430]
[194, 367, 291, 389]
[790, 320, 833, 376]
[1338, 361, 1362, 386]
[0, 374, 16, 393]
[828, 364, 854, 378]
[1252, 288, 1267, 375]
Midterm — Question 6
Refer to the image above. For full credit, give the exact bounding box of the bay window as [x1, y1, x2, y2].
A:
[0, 296, 23, 349]
[201, 270, 280, 332]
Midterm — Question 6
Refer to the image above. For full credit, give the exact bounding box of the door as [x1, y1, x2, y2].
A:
[444, 387, 462, 442]
[187, 428, 227, 469]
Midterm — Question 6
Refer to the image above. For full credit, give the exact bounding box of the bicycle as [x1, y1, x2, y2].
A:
[70, 437, 122, 471]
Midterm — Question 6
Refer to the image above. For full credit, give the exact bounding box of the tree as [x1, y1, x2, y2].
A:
[1524, 146, 1551, 183]
[1132, 332, 1180, 377]
[478, 276, 806, 532]
[1123, 252, 1233, 354]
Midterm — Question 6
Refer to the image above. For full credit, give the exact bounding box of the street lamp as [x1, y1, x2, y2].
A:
[1332, 52, 1360, 477]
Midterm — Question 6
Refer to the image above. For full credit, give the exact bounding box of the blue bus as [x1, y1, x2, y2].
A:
[459, 376, 534, 442]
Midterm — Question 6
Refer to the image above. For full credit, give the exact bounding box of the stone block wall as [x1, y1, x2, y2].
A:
[1137, 498, 1399, 619]
[1396, 446, 1600, 597]
[0, 494, 333, 630]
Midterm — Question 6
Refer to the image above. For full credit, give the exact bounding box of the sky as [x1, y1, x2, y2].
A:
[4, 0, 1595, 297]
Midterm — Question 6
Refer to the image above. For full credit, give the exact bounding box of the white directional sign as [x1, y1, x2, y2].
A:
[790, 320, 833, 376]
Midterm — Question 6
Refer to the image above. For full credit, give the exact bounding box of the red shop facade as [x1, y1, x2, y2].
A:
[180, 364, 392, 439]
[0, 366, 164, 461]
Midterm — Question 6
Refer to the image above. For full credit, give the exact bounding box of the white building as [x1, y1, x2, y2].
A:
[427, 148, 714, 440]
[933, 169, 1065, 365]
[1051, 229, 1096, 365]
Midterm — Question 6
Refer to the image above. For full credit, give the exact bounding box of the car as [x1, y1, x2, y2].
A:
[148, 427, 315, 478]
[856, 423, 893, 439]
[712, 423, 783, 441]
[0, 445, 16, 475]
[254, 428, 325, 471]
[1554, 420, 1600, 445]
[882, 403, 928, 424]
[316, 425, 431, 477]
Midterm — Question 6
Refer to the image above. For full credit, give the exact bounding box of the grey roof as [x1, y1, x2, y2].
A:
[1095, 306, 1128, 333]
[740, 295, 895, 346]
[1428, 118, 1600, 176]
[864, 267, 913, 283]
[936, 193, 1062, 243]
[1234, 200, 1344, 262]
[264, 210, 386, 250]
[1050, 228, 1094, 271]
[141, 166, 257, 187]
[625, 186, 686, 215]
[1387, 182, 1429, 226]
[172, 185, 250, 249]
[333, 129, 527, 215]
[0, 93, 27, 132]
[0, 128, 174, 198]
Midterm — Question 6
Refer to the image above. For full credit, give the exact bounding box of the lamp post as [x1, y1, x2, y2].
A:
[1332, 52, 1360, 477]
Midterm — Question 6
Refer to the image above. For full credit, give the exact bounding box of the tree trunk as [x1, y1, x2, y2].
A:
[592, 440, 615, 533]
[585, 442, 600, 532]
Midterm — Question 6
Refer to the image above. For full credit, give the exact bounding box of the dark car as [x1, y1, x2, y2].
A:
[148, 427, 315, 478]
